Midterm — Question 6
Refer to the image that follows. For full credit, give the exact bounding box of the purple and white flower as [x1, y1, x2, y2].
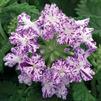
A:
[18, 71, 32, 86]
[9, 29, 39, 53]
[17, 12, 40, 34]
[3, 47, 25, 67]
[19, 54, 46, 82]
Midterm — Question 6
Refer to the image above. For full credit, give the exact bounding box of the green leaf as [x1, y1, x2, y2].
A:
[89, 46, 101, 100]
[0, 41, 11, 72]
[0, 0, 10, 8]
[0, 21, 7, 40]
[3, 2, 39, 19]
[76, 0, 101, 17]
[76, 0, 101, 44]
[72, 82, 96, 101]
[96, 70, 101, 101]
[7, 17, 17, 34]
[0, 81, 28, 101]
[27, 0, 44, 11]
[89, 45, 101, 72]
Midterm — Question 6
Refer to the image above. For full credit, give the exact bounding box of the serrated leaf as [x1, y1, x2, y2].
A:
[76, 0, 101, 44]
[72, 82, 96, 101]
[76, 0, 101, 17]
[3, 2, 39, 19]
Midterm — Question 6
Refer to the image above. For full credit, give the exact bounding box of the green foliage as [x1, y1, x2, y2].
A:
[33, 0, 48, 11]
[0, 41, 11, 71]
[89, 45, 101, 72]
[0, 22, 11, 72]
[3, 2, 39, 18]
[0, 81, 30, 101]
[72, 82, 96, 101]
[0, 81, 68, 101]
[0, 81, 18, 101]
[89, 45, 101, 101]
[76, 0, 101, 45]
[0, 0, 10, 7]
[7, 17, 17, 34]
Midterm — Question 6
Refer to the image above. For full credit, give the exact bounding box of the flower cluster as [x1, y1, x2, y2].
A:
[3, 4, 96, 100]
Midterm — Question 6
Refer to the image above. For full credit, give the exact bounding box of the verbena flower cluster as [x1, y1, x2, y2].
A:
[3, 4, 96, 100]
